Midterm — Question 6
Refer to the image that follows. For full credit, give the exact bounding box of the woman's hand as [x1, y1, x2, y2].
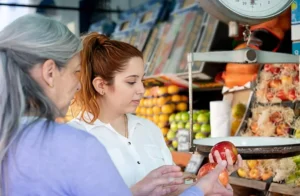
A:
[131, 165, 184, 196]
[209, 150, 243, 174]
[195, 161, 233, 196]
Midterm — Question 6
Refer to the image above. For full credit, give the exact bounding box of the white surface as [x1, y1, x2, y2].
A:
[68, 112, 173, 188]
[194, 137, 300, 147]
[210, 101, 231, 137]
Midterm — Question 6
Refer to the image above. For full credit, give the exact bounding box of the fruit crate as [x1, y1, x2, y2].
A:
[266, 183, 300, 196]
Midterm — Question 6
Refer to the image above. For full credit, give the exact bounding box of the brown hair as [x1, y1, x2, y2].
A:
[75, 32, 143, 123]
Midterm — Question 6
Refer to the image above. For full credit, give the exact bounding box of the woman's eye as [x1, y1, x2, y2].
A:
[127, 82, 136, 85]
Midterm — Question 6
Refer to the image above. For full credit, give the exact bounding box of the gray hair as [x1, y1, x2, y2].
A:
[0, 14, 81, 193]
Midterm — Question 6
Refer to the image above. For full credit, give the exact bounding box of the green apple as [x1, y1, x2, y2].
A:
[293, 155, 300, 164]
[192, 112, 198, 122]
[185, 122, 190, 130]
[172, 140, 178, 148]
[169, 147, 175, 151]
[286, 174, 297, 184]
[175, 113, 182, 122]
[169, 114, 176, 122]
[181, 112, 189, 122]
[193, 124, 201, 133]
[166, 130, 176, 140]
[177, 122, 185, 129]
[170, 122, 178, 131]
[197, 113, 209, 124]
[201, 124, 211, 135]
[195, 132, 206, 139]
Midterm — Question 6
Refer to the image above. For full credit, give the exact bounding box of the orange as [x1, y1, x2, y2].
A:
[153, 115, 160, 123]
[176, 103, 188, 111]
[171, 94, 181, 103]
[157, 97, 169, 106]
[161, 128, 169, 136]
[135, 107, 141, 114]
[146, 108, 153, 116]
[159, 114, 169, 122]
[157, 86, 168, 96]
[158, 121, 167, 128]
[181, 95, 188, 102]
[162, 104, 174, 114]
[152, 106, 161, 115]
[152, 98, 157, 106]
[144, 89, 151, 97]
[140, 107, 146, 115]
[147, 99, 153, 107]
[139, 98, 145, 107]
[167, 85, 180, 94]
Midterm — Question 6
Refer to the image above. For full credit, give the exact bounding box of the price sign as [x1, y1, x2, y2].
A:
[184, 152, 205, 175]
[177, 129, 190, 152]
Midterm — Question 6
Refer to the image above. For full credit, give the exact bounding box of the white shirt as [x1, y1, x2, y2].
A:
[68, 112, 173, 187]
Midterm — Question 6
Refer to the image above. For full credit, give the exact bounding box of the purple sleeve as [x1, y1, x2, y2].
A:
[72, 136, 132, 196]
[180, 186, 204, 196]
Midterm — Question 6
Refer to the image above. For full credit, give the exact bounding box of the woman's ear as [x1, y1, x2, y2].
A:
[41, 59, 57, 88]
[92, 76, 106, 95]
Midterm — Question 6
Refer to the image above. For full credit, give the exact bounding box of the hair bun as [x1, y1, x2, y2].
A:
[97, 34, 109, 45]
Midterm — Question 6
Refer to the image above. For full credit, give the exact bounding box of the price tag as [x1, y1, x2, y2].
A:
[184, 152, 205, 175]
[177, 129, 190, 152]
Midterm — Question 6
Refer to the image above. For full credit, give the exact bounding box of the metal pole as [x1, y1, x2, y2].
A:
[187, 53, 194, 150]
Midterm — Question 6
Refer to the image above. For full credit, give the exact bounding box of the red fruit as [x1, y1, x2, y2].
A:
[197, 163, 229, 186]
[211, 141, 238, 164]
[276, 90, 288, 101]
[268, 79, 282, 88]
[276, 123, 289, 136]
[288, 89, 297, 101]
[269, 112, 282, 123]
[264, 64, 281, 74]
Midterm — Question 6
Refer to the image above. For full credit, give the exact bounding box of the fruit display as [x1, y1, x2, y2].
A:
[255, 64, 299, 103]
[167, 110, 211, 151]
[242, 105, 295, 137]
[135, 85, 188, 151]
[237, 158, 296, 184]
[235, 63, 300, 185]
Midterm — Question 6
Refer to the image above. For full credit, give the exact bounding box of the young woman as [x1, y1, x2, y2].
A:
[0, 14, 204, 196]
[69, 32, 240, 194]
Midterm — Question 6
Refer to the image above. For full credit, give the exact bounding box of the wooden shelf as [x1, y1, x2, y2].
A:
[268, 183, 300, 195]
[229, 176, 267, 191]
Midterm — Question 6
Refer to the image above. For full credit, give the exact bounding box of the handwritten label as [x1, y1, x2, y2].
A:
[177, 129, 190, 152]
[184, 153, 205, 174]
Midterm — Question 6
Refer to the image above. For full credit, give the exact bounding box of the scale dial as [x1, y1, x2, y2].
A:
[198, 0, 293, 25]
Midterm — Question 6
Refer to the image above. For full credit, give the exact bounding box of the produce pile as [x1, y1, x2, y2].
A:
[236, 63, 300, 186]
[256, 64, 299, 103]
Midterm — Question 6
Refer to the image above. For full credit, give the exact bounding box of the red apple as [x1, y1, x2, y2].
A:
[269, 112, 282, 123]
[276, 90, 288, 101]
[211, 141, 238, 164]
[276, 123, 289, 136]
[268, 79, 282, 88]
[264, 64, 280, 74]
[197, 163, 229, 186]
[288, 89, 297, 101]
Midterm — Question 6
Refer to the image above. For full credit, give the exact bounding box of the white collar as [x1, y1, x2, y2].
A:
[75, 111, 143, 132]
